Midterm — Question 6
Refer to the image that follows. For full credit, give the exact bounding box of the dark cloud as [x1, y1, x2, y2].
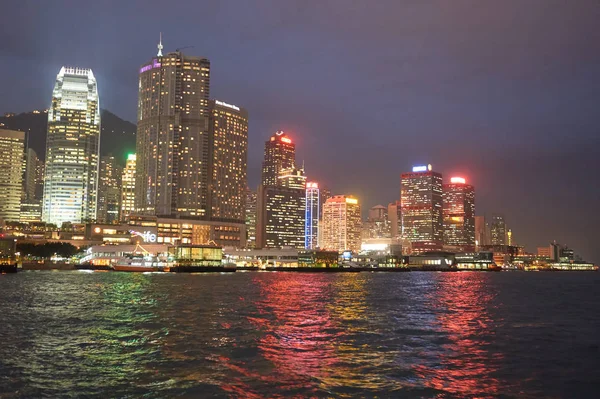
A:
[1, 0, 599, 261]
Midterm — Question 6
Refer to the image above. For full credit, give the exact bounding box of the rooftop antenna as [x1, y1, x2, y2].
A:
[157, 32, 163, 57]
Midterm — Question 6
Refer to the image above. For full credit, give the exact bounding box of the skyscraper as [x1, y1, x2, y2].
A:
[401, 165, 443, 253]
[135, 43, 211, 217]
[474, 215, 490, 247]
[23, 147, 39, 202]
[245, 188, 257, 248]
[261, 131, 295, 186]
[490, 215, 507, 245]
[208, 99, 248, 223]
[305, 182, 320, 249]
[442, 177, 475, 249]
[388, 201, 401, 238]
[97, 155, 121, 223]
[321, 195, 362, 252]
[121, 154, 136, 220]
[0, 129, 25, 222]
[363, 205, 391, 239]
[42, 67, 100, 225]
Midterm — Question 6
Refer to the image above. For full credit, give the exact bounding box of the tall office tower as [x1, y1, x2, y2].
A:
[42, 67, 100, 225]
[474, 215, 490, 247]
[121, 154, 136, 220]
[490, 214, 506, 245]
[442, 177, 475, 249]
[388, 201, 401, 238]
[305, 182, 320, 249]
[208, 100, 248, 222]
[245, 188, 257, 248]
[401, 165, 443, 253]
[35, 160, 44, 200]
[97, 155, 121, 223]
[257, 167, 306, 249]
[321, 195, 362, 252]
[319, 187, 331, 220]
[364, 204, 391, 239]
[135, 41, 211, 217]
[0, 129, 25, 222]
[23, 147, 39, 201]
[261, 131, 295, 186]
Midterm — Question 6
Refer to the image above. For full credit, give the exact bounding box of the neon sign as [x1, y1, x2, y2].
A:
[131, 230, 157, 243]
[139, 59, 161, 73]
[450, 177, 466, 184]
[412, 165, 427, 172]
[215, 100, 240, 111]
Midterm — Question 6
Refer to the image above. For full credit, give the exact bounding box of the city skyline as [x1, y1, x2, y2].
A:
[1, 1, 599, 262]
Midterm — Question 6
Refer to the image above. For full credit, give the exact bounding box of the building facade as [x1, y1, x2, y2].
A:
[208, 100, 248, 223]
[261, 131, 295, 186]
[0, 129, 25, 222]
[321, 195, 362, 252]
[401, 165, 443, 253]
[121, 154, 136, 220]
[135, 48, 211, 217]
[42, 67, 100, 226]
[305, 182, 319, 249]
[245, 188, 257, 248]
[490, 214, 506, 245]
[97, 155, 121, 224]
[442, 177, 475, 250]
[257, 184, 306, 248]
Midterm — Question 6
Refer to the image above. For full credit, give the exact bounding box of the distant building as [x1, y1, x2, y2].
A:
[42, 67, 100, 225]
[442, 177, 475, 250]
[490, 215, 506, 245]
[208, 100, 248, 223]
[245, 188, 257, 248]
[121, 154, 136, 220]
[0, 129, 25, 222]
[305, 182, 320, 249]
[97, 155, 122, 224]
[23, 147, 39, 201]
[257, 184, 306, 249]
[363, 205, 391, 239]
[321, 195, 362, 252]
[388, 201, 401, 238]
[401, 165, 443, 253]
[474, 215, 490, 247]
[261, 131, 296, 187]
[319, 187, 331, 221]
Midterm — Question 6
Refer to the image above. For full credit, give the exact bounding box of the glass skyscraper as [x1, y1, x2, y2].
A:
[42, 67, 100, 225]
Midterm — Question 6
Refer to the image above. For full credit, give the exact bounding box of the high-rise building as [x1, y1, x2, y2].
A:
[401, 165, 443, 253]
[363, 205, 391, 239]
[0, 129, 25, 222]
[474, 215, 490, 247]
[23, 147, 39, 201]
[34, 159, 44, 200]
[261, 131, 295, 186]
[42, 67, 100, 226]
[257, 184, 306, 248]
[97, 155, 122, 224]
[388, 201, 401, 238]
[490, 215, 506, 245]
[245, 188, 257, 248]
[208, 100, 248, 223]
[135, 42, 211, 218]
[321, 195, 362, 252]
[442, 177, 475, 250]
[305, 182, 320, 249]
[121, 154, 136, 220]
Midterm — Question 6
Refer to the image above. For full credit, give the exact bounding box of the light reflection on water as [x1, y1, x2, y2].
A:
[1, 271, 599, 398]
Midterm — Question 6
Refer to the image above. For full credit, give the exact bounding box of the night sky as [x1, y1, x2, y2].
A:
[1, 0, 599, 262]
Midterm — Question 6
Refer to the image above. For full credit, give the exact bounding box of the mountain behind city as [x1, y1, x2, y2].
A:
[0, 109, 136, 166]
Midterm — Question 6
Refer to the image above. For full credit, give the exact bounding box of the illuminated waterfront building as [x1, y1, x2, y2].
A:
[261, 131, 295, 186]
[0, 129, 25, 222]
[97, 155, 121, 224]
[121, 154, 136, 220]
[208, 100, 248, 223]
[135, 38, 211, 217]
[442, 177, 475, 250]
[305, 182, 320, 249]
[401, 165, 443, 253]
[245, 188, 257, 248]
[42, 67, 100, 225]
[490, 214, 506, 245]
[321, 195, 362, 252]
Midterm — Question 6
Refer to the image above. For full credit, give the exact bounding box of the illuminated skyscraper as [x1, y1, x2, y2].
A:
[0, 129, 25, 222]
[245, 188, 257, 248]
[42, 67, 100, 225]
[401, 165, 443, 253]
[388, 201, 401, 238]
[321, 195, 362, 252]
[121, 154, 136, 220]
[490, 214, 507, 245]
[97, 155, 121, 223]
[207, 99, 248, 223]
[261, 131, 295, 186]
[305, 182, 320, 249]
[442, 177, 475, 249]
[135, 41, 211, 217]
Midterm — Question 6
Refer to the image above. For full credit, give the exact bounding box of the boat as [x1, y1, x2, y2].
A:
[112, 244, 171, 272]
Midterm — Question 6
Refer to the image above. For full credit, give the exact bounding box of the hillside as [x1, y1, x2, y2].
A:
[0, 109, 136, 166]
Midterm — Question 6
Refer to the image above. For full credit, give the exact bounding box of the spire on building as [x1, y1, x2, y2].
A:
[157, 32, 163, 57]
